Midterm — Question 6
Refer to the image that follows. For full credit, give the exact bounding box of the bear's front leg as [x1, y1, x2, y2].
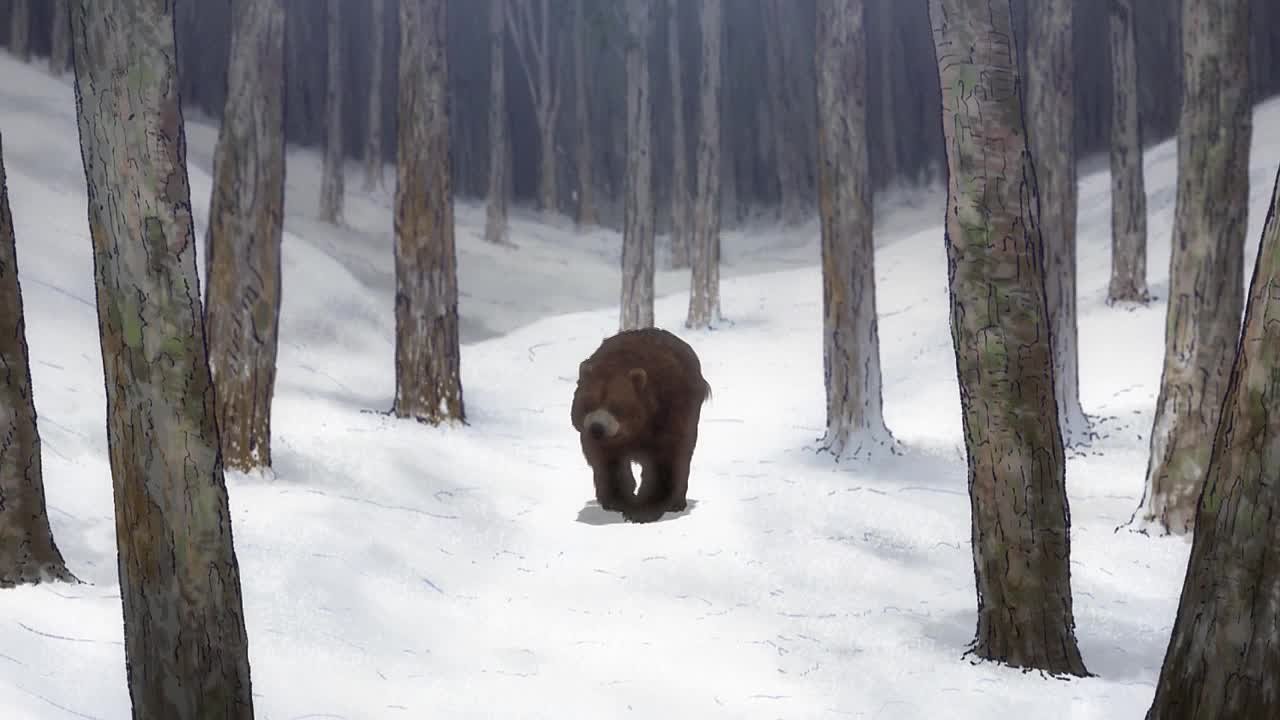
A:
[594, 460, 633, 512]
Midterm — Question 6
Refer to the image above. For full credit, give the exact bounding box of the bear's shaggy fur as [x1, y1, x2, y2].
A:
[570, 328, 711, 523]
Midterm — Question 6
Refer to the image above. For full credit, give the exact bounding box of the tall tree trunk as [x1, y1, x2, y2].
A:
[0, 134, 76, 589]
[685, 0, 722, 330]
[319, 0, 345, 224]
[50, 0, 72, 76]
[204, 0, 286, 473]
[393, 0, 464, 425]
[873, 0, 899, 188]
[815, 0, 891, 458]
[8, 0, 30, 61]
[1145, 166, 1280, 719]
[1026, 0, 1088, 444]
[68, 0, 255, 715]
[507, 0, 560, 216]
[1132, 0, 1251, 536]
[363, 0, 387, 192]
[928, 0, 1088, 676]
[762, 0, 806, 224]
[620, 0, 655, 331]
[1106, 0, 1150, 304]
[485, 0, 510, 245]
[572, 0, 595, 228]
[667, 0, 691, 269]
[484, 0, 510, 246]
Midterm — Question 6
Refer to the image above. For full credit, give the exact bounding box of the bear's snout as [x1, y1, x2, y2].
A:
[588, 422, 606, 440]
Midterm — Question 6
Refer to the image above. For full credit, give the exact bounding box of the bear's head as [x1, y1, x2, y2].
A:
[572, 361, 653, 447]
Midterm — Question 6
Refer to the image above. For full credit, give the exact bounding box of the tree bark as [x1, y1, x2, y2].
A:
[484, 0, 510, 245]
[1107, 0, 1150, 304]
[1145, 166, 1280, 720]
[873, 0, 899, 187]
[762, 0, 807, 224]
[1026, 0, 1088, 444]
[8, 0, 30, 61]
[50, 0, 72, 76]
[393, 0, 465, 425]
[68, 0, 255, 715]
[0, 134, 76, 589]
[620, 0, 655, 331]
[319, 0, 345, 224]
[363, 0, 387, 192]
[1132, 0, 1251, 536]
[667, 0, 691, 269]
[685, 0, 722, 330]
[815, 0, 891, 459]
[927, 0, 1088, 676]
[572, 0, 595, 228]
[507, 0, 561, 215]
[204, 0, 286, 474]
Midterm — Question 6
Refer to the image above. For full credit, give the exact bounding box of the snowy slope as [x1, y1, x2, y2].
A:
[2, 52, 1280, 718]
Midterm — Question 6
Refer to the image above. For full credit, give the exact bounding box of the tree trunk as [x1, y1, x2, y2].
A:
[68, 0, 255, 715]
[874, 0, 898, 187]
[50, 0, 72, 76]
[1106, 0, 1150, 304]
[1145, 166, 1280, 720]
[762, 0, 807, 224]
[685, 0, 722, 330]
[484, 0, 510, 245]
[319, 0, 345, 224]
[620, 0, 655, 331]
[668, 0, 691, 269]
[363, 0, 387, 192]
[536, 102, 558, 215]
[8, 0, 30, 61]
[1132, 0, 1251, 536]
[815, 0, 892, 459]
[927, 0, 1088, 677]
[0, 134, 76, 589]
[572, 0, 595, 228]
[1026, 0, 1088, 445]
[204, 0, 286, 474]
[393, 0, 465, 425]
[507, 0, 560, 216]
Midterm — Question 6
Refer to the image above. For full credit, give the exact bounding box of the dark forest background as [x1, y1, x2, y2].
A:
[5, 1, 1279, 230]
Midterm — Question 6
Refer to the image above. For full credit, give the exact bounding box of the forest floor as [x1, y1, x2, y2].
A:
[2, 54, 1280, 719]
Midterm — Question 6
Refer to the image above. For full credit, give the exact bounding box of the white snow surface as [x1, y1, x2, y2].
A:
[2, 52, 1280, 718]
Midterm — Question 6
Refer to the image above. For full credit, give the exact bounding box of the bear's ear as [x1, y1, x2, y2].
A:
[628, 367, 647, 392]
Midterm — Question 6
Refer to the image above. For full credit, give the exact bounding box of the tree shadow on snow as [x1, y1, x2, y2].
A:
[575, 499, 699, 525]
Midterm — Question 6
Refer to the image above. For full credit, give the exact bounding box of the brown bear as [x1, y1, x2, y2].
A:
[570, 327, 712, 523]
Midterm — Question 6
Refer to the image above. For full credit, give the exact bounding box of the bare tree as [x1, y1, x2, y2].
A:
[667, 0, 691, 269]
[0, 135, 76, 589]
[393, 0, 465, 425]
[620, 0, 655, 331]
[1131, 0, 1251, 536]
[685, 0, 723, 330]
[814, 0, 891, 459]
[507, 0, 562, 215]
[363, 0, 387, 192]
[1026, 0, 1088, 444]
[1106, 0, 1149, 304]
[204, 0, 286, 473]
[485, 0, 511, 245]
[762, 0, 807, 223]
[69, 0, 255, 714]
[319, 0, 345, 224]
[928, 0, 1088, 676]
[572, 0, 596, 227]
[8, 0, 30, 61]
[50, 0, 72, 76]
[1145, 166, 1280, 719]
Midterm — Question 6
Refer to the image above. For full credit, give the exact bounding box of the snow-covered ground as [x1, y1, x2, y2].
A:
[2, 52, 1279, 718]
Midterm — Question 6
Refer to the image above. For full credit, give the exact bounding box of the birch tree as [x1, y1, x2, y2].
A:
[69, 0, 255, 714]
[1106, 0, 1149, 304]
[928, 0, 1088, 675]
[620, 0, 655, 331]
[572, 0, 596, 228]
[0, 135, 76, 589]
[1026, 0, 1089, 444]
[814, 0, 891, 458]
[363, 0, 387, 192]
[667, 0, 691, 269]
[393, 0, 465, 425]
[319, 0, 345, 224]
[485, 0, 511, 245]
[204, 0, 286, 473]
[1132, 0, 1251, 536]
[685, 0, 723, 330]
[507, 0, 562, 215]
[1145, 166, 1280, 720]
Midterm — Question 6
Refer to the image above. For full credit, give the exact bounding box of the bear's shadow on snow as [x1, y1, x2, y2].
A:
[575, 499, 699, 525]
